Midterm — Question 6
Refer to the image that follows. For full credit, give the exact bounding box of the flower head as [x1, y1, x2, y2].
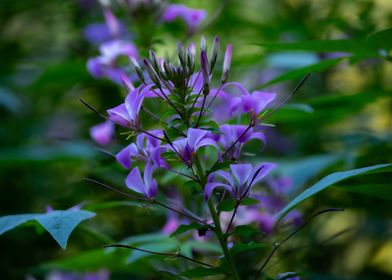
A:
[126, 164, 157, 199]
[107, 84, 153, 128]
[163, 4, 206, 32]
[205, 163, 277, 201]
[167, 128, 218, 166]
[89, 121, 114, 146]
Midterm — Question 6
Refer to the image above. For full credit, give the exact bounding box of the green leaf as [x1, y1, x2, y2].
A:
[0, 210, 96, 249]
[217, 199, 235, 212]
[170, 223, 207, 237]
[276, 163, 392, 220]
[232, 225, 260, 238]
[257, 39, 377, 55]
[180, 266, 225, 278]
[336, 183, 392, 200]
[229, 241, 267, 256]
[257, 58, 346, 88]
[367, 27, 392, 51]
[241, 197, 260, 206]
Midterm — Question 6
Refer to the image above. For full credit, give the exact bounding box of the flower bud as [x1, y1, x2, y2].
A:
[143, 59, 161, 87]
[103, 8, 120, 38]
[200, 36, 207, 52]
[221, 44, 232, 83]
[177, 41, 186, 67]
[200, 50, 210, 95]
[149, 51, 160, 72]
[210, 36, 219, 71]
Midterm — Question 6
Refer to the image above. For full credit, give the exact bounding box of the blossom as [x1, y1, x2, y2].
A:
[107, 84, 153, 128]
[126, 164, 157, 199]
[89, 121, 114, 146]
[167, 128, 219, 165]
[116, 129, 168, 169]
[87, 40, 138, 83]
[218, 82, 276, 117]
[204, 163, 277, 201]
[162, 4, 206, 32]
[218, 124, 266, 159]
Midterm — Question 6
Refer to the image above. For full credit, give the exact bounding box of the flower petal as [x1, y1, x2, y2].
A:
[204, 182, 233, 201]
[230, 164, 252, 186]
[125, 167, 146, 195]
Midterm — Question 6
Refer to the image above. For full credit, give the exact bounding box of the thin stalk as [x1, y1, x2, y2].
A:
[193, 155, 241, 280]
[84, 178, 208, 226]
[104, 244, 214, 268]
[254, 208, 344, 279]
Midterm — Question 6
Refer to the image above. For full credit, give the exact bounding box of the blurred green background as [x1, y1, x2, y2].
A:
[0, 0, 391, 279]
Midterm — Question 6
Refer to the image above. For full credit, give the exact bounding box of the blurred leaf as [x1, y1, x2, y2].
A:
[229, 241, 266, 256]
[276, 163, 392, 220]
[0, 87, 22, 113]
[180, 266, 225, 278]
[257, 39, 377, 55]
[335, 183, 392, 200]
[0, 210, 96, 249]
[232, 225, 260, 238]
[257, 58, 346, 88]
[126, 242, 179, 263]
[0, 143, 96, 166]
[170, 222, 207, 237]
[367, 27, 392, 51]
[217, 199, 235, 212]
[241, 197, 260, 206]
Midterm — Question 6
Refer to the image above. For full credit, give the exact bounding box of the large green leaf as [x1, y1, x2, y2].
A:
[276, 164, 392, 220]
[0, 210, 96, 249]
[257, 39, 377, 55]
[367, 27, 392, 52]
[256, 58, 346, 88]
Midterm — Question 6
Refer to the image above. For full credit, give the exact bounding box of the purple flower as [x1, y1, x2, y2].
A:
[219, 82, 276, 116]
[218, 124, 266, 159]
[89, 121, 114, 146]
[87, 40, 138, 83]
[116, 130, 168, 169]
[205, 163, 277, 201]
[163, 4, 206, 32]
[126, 164, 157, 199]
[167, 128, 219, 165]
[83, 23, 112, 44]
[107, 84, 153, 128]
[103, 8, 121, 38]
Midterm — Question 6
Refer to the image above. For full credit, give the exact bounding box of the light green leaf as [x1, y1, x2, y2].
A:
[0, 210, 96, 249]
[276, 164, 392, 220]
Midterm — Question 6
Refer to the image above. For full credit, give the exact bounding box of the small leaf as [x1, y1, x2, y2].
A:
[217, 199, 235, 212]
[229, 241, 266, 256]
[276, 163, 392, 220]
[367, 27, 392, 52]
[241, 197, 260, 206]
[0, 210, 96, 249]
[180, 266, 225, 278]
[232, 225, 260, 238]
[170, 223, 207, 237]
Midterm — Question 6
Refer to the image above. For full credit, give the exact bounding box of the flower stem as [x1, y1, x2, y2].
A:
[193, 155, 241, 280]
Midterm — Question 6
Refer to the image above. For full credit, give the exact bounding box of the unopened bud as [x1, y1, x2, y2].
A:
[143, 59, 161, 87]
[200, 36, 207, 52]
[200, 50, 210, 95]
[103, 8, 120, 38]
[177, 41, 186, 67]
[210, 36, 219, 71]
[221, 44, 232, 83]
[149, 51, 159, 71]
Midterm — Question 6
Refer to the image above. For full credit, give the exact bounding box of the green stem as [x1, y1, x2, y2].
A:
[193, 156, 241, 280]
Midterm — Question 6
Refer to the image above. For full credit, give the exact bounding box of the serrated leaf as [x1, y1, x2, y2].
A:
[276, 163, 392, 220]
[0, 210, 96, 249]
